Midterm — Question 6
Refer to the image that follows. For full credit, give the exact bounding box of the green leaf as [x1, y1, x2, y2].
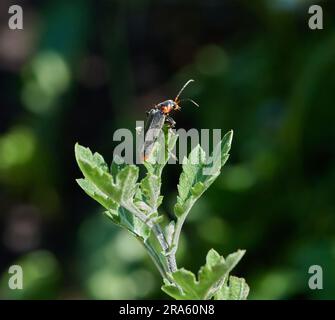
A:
[205, 248, 222, 266]
[174, 130, 233, 219]
[103, 207, 151, 241]
[191, 182, 205, 197]
[165, 221, 175, 247]
[110, 154, 127, 177]
[76, 178, 117, 210]
[75, 143, 109, 172]
[162, 248, 245, 300]
[75, 143, 140, 204]
[137, 127, 177, 220]
[144, 126, 178, 177]
[173, 203, 184, 217]
[75, 143, 115, 196]
[209, 130, 233, 176]
[215, 276, 249, 300]
[75, 143, 150, 239]
[177, 145, 206, 203]
[115, 165, 139, 203]
[140, 174, 163, 211]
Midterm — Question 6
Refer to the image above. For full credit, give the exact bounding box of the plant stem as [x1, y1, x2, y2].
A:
[151, 223, 177, 273]
[171, 213, 188, 258]
[142, 240, 167, 279]
[123, 202, 176, 274]
[166, 254, 177, 272]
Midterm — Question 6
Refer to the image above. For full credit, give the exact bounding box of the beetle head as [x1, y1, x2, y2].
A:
[156, 79, 198, 114]
[157, 99, 178, 114]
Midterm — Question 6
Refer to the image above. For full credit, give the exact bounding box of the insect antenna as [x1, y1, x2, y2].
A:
[174, 79, 195, 103]
[178, 98, 199, 108]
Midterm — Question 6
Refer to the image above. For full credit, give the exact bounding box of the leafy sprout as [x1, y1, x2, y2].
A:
[75, 126, 248, 300]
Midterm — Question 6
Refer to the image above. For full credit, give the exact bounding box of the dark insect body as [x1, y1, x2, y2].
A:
[141, 79, 198, 161]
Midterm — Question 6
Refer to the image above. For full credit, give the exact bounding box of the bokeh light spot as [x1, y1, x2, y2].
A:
[21, 51, 70, 114]
[221, 165, 256, 191]
[197, 217, 230, 244]
[114, 231, 146, 263]
[195, 45, 228, 76]
[0, 127, 36, 170]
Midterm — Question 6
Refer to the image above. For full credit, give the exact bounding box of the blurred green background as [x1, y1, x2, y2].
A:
[0, 0, 334, 299]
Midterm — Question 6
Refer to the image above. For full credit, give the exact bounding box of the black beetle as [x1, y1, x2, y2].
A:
[141, 79, 198, 161]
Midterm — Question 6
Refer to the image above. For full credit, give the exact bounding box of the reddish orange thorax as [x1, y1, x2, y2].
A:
[161, 105, 173, 114]
[157, 99, 178, 114]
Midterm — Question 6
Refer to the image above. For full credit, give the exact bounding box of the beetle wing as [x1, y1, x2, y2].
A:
[142, 109, 165, 161]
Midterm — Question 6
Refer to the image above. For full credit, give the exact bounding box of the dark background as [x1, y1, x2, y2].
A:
[0, 0, 334, 299]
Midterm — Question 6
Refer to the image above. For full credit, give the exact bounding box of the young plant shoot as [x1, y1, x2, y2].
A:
[74, 83, 248, 300]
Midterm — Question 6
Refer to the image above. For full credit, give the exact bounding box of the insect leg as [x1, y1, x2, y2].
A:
[165, 115, 176, 128]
